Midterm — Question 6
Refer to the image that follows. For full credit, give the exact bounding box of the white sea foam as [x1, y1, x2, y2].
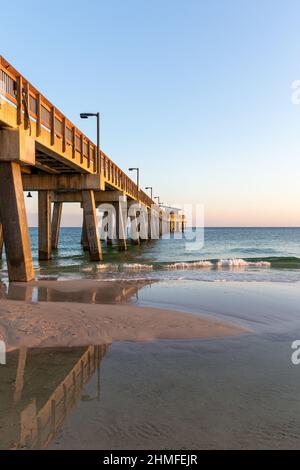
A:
[122, 263, 154, 271]
[166, 259, 271, 270]
[82, 258, 271, 275]
[166, 261, 213, 270]
[96, 263, 118, 271]
[216, 258, 271, 268]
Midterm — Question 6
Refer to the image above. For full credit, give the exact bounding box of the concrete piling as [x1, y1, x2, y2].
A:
[82, 190, 102, 261]
[51, 202, 62, 250]
[38, 190, 52, 260]
[0, 162, 34, 281]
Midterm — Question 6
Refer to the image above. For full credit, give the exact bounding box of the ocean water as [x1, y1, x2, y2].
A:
[1, 227, 300, 283]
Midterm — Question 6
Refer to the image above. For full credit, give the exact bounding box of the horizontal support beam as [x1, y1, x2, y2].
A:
[22, 173, 105, 191]
[51, 190, 127, 203]
[0, 128, 35, 165]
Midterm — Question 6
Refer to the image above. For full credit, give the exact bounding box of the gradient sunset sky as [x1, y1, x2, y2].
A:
[2, 0, 300, 226]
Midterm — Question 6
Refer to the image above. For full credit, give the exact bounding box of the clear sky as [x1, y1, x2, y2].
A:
[2, 0, 300, 226]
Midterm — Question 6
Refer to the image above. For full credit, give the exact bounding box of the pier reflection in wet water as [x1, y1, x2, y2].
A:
[0, 345, 109, 450]
[1, 333, 300, 450]
[0, 280, 156, 305]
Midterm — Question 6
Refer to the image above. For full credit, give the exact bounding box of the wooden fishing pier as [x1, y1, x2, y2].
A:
[0, 56, 184, 282]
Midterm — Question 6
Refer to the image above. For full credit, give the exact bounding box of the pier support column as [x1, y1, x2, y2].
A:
[113, 201, 127, 251]
[0, 221, 3, 259]
[130, 217, 140, 244]
[129, 214, 140, 245]
[51, 202, 62, 250]
[169, 212, 175, 234]
[147, 209, 152, 239]
[38, 191, 52, 260]
[105, 209, 113, 245]
[81, 216, 89, 251]
[141, 207, 149, 242]
[150, 206, 160, 240]
[98, 206, 114, 246]
[0, 162, 34, 281]
[181, 215, 185, 233]
[82, 190, 102, 261]
[159, 211, 163, 238]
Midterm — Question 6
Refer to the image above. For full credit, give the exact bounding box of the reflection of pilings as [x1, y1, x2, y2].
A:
[7, 284, 35, 301]
[7, 280, 156, 304]
[14, 347, 28, 405]
[19, 344, 109, 449]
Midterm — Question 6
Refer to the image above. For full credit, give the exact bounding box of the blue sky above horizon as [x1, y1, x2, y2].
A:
[2, 0, 300, 226]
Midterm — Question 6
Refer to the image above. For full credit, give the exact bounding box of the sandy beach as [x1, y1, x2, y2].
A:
[1, 279, 300, 449]
[0, 280, 247, 351]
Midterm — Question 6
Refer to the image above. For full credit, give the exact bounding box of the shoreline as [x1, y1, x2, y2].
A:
[0, 296, 248, 352]
[1, 277, 300, 351]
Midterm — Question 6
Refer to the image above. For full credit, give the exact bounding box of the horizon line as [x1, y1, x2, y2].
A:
[27, 226, 300, 229]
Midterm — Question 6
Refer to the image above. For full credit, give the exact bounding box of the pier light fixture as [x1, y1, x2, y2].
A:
[145, 186, 153, 200]
[128, 167, 140, 193]
[80, 112, 101, 174]
[154, 196, 160, 205]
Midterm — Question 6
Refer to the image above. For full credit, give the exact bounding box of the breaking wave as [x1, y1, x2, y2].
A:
[113, 258, 272, 271]
[122, 263, 154, 271]
[216, 259, 271, 267]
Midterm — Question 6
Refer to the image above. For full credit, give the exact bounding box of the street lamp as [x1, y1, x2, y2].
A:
[128, 167, 139, 192]
[80, 112, 100, 173]
[145, 186, 153, 200]
[154, 196, 160, 205]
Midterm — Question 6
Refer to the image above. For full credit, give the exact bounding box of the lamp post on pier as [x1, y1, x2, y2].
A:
[145, 186, 153, 200]
[129, 167, 140, 198]
[80, 112, 101, 173]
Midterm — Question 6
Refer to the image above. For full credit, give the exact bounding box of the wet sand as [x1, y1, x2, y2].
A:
[51, 336, 300, 450]
[1, 279, 300, 449]
[0, 295, 246, 352]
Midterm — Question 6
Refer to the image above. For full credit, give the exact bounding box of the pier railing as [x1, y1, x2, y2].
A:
[0, 56, 153, 207]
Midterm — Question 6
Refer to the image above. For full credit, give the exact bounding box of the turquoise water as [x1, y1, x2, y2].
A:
[2, 227, 300, 282]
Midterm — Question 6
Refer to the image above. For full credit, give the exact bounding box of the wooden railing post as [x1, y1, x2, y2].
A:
[87, 143, 90, 168]
[62, 117, 66, 153]
[36, 93, 41, 137]
[93, 146, 96, 173]
[50, 106, 55, 145]
[72, 127, 76, 159]
[23, 82, 30, 130]
[17, 76, 23, 125]
[80, 135, 84, 164]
